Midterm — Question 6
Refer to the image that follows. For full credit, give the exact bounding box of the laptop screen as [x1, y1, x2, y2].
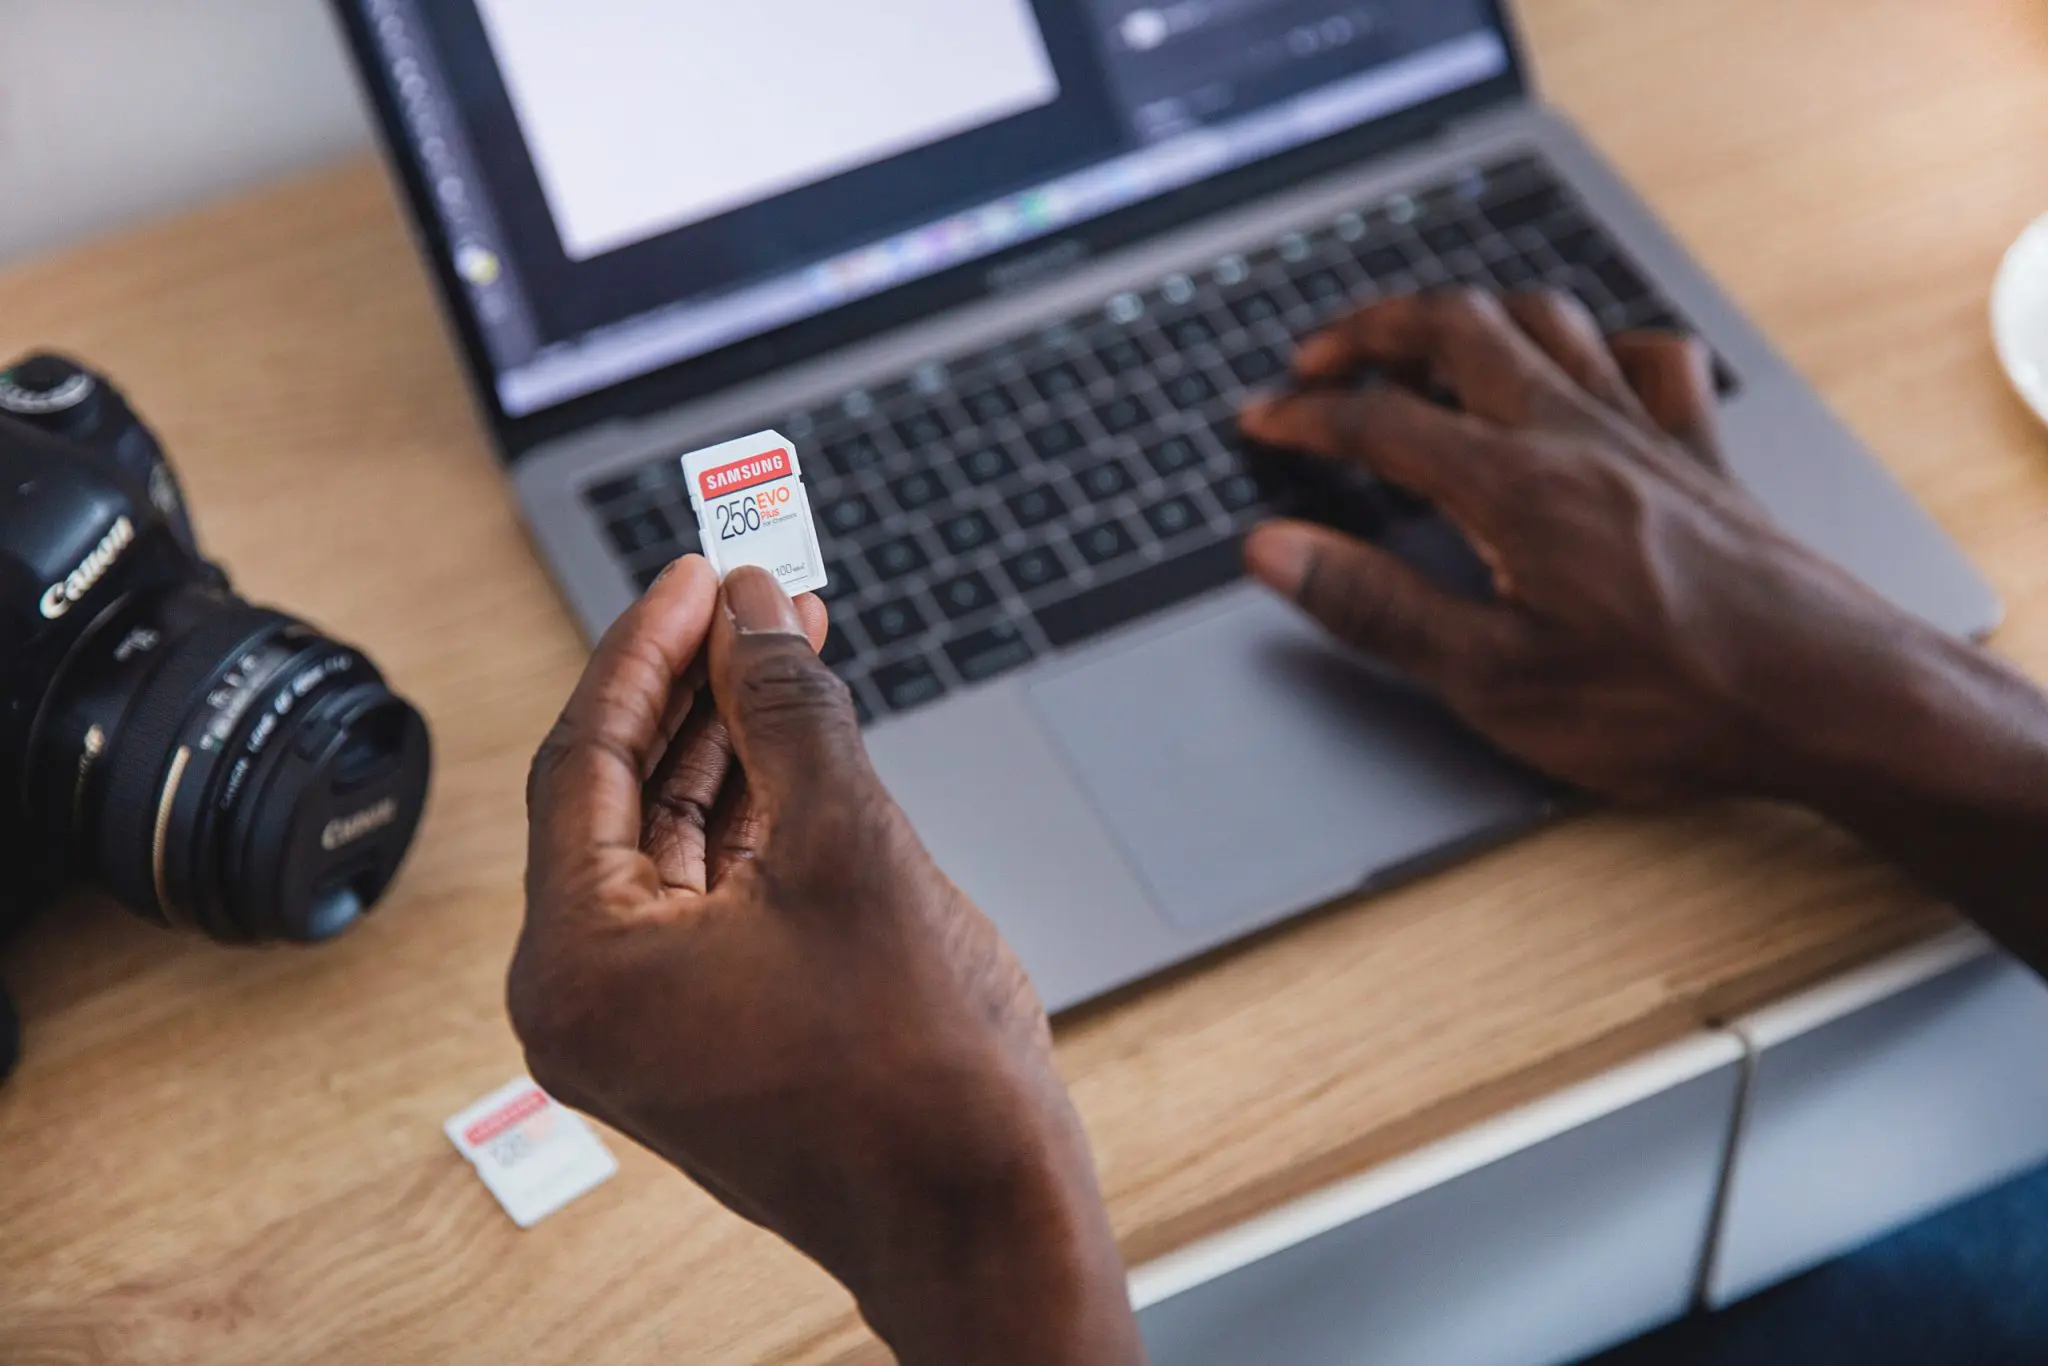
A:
[349, 1, 1511, 420]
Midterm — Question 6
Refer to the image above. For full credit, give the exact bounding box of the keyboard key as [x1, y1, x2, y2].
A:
[865, 535, 930, 581]
[1143, 495, 1203, 541]
[632, 561, 667, 591]
[1488, 255, 1541, 288]
[960, 445, 1019, 485]
[820, 493, 877, 538]
[889, 467, 950, 511]
[1208, 413, 1251, 464]
[1292, 268, 1349, 306]
[1003, 545, 1070, 594]
[818, 557, 859, 604]
[1006, 482, 1069, 529]
[1420, 221, 1472, 256]
[1356, 245, 1410, 281]
[945, 620, 1036, 683]
[873, 656, 947, 713]
[933, 570, 999, 620]
[1097, 392, 1155, 435]
[1164, 371, 1217, 408]
[1230, 291, 1286, 327]
[1213, 471, 1265, 512]
[1030, 362, 1087, 402]
[1592, 255, 1653, 306]
[1482, 185, 1567, 232]
[820, 629, 855, 670]
[1095, 333, 1153, 376]
[1028, 419, 1086, 460]
[1229, 344, 1287, 386]
[1076, 459, 1136, 500]
[606, 506, 677, 558]
[960, 383, 1019, 425]
[1164, 314, 1217, 351]
[589, 463, 675, 508]
[862, 597, 929, 647]
[893, 407, 951, 450]
[937, 510, 999, 555]
[1551, 224, 1608, 265]
[822, 432, 884, 476]
[1146, 434, 1203, 477]
[1072, 518, 1140, 567]
[1035, 538, 1244, 649]
[1408, 256, 1451, 288]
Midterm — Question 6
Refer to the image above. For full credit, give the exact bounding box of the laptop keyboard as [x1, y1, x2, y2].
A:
[583, 153, 1736, 724]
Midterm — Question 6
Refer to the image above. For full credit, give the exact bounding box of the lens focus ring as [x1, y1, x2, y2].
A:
[96, 604, 283, 931]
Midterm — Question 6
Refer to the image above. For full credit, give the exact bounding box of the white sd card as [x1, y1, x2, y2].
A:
[445, 1077, 618, 1228]
[681, 430, 829, 597]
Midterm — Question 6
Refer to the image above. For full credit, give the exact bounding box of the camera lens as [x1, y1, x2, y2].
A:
[28, 585, 430, 943]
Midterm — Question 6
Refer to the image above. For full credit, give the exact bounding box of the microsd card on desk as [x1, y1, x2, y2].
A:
[681, 431, 829, 597]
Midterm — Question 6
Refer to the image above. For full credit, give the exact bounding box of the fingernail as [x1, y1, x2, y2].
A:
[1243, 525, 1312, 597]
[651, 554, 692, 588]
[724, 566, 805, 636]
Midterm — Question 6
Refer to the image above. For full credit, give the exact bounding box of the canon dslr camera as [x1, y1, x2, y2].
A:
[0, 355, 431, 1079]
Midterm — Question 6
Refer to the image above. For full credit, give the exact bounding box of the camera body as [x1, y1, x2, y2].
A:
[0, 356, 432, 1078]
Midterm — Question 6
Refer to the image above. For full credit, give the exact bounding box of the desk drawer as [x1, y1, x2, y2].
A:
[1133, 1036, 1743, 1366]
[1709, 930, 2048, 1306]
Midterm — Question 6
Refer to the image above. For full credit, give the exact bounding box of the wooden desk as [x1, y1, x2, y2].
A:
[3, 1, 2045, 1361]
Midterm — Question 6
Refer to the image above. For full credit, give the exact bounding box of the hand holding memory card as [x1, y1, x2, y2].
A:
[514, 560, 1135, 1357]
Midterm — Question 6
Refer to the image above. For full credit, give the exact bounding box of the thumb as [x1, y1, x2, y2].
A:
[1245, 521, 1509, 686]
[708, 567, 871, 811]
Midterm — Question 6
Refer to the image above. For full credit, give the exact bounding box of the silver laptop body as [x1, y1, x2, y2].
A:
[339, 3, 1999, 1011]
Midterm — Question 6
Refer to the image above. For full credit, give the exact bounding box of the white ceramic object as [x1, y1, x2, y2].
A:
[1992, 213, 2048, 427]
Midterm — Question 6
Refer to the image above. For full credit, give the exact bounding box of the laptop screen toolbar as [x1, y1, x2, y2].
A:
[347, 0, 1509, 418]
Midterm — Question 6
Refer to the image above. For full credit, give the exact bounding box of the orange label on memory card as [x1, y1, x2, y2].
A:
[697, 447, 793, 501]
[463, 1087, 549, 1146]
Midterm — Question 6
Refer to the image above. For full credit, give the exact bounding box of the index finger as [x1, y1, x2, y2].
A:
[527, 555, 720, 889]
[1294, 291, 1583, 428]
[1240, 382, 1520, 536]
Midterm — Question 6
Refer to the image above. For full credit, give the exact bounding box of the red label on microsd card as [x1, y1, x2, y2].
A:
[464, 1087, 548, 1146]
[697, 447, 792, 501]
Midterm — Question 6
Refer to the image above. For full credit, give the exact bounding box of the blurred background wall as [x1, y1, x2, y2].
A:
[0, 1, 369, 266]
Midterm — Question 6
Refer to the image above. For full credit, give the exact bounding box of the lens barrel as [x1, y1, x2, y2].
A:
[30, 585, 430, 943]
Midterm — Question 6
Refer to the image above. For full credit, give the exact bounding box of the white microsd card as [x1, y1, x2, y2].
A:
[681, 430, 829, 597]
[445, 1077, 618, 1229]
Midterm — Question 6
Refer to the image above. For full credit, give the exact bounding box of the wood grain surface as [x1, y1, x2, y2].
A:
[3, 1, 2046, 1361]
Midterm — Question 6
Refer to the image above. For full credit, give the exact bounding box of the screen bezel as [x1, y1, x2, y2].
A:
[328, 0, 1531, 465]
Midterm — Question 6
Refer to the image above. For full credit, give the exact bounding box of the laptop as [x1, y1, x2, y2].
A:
[333, 0, 1998, 1011]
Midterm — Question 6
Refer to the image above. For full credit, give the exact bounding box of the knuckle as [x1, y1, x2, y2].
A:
[1434, 285, 1503, 335]
[739, 647, 853, 724]
[1492, 442, 1575, 506]
[1506, 287, 1568, 325]
[1578, 456, 1657, 524]
[525, 718, 577, 812]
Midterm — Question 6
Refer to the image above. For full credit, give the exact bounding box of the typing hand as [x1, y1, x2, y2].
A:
[514, 561, 1140, 1366]
[1239, 288, 1937, 804]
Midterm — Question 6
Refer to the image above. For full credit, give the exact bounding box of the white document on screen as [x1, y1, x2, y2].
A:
[475, 0, 1062, 261]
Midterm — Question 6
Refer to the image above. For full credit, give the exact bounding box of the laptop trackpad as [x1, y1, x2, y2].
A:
[1026, 590, 1549, 936]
